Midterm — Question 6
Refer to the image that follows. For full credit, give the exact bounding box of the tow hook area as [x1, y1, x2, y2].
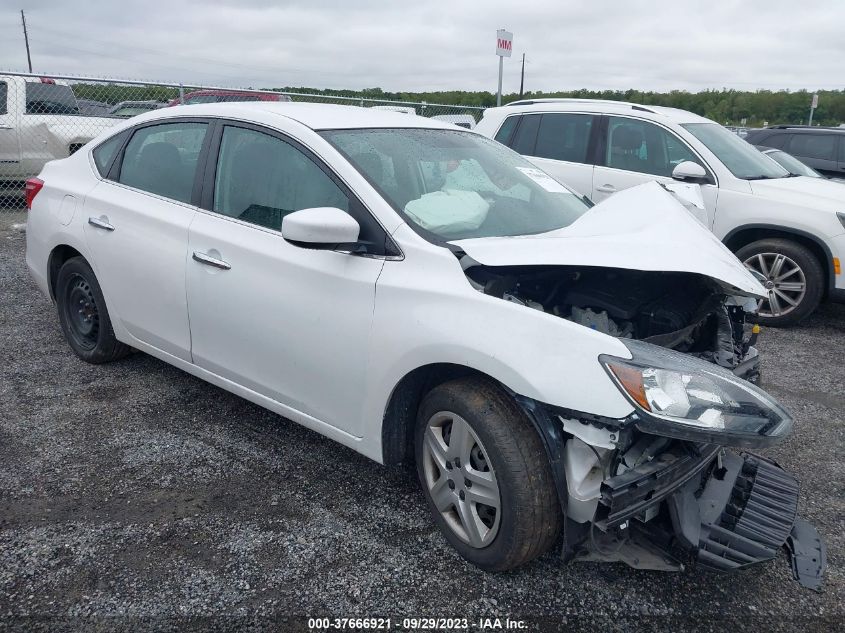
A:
[785, 517, 826, 591]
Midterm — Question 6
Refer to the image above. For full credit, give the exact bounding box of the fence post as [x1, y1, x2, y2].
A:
[179, 82, 184, 104]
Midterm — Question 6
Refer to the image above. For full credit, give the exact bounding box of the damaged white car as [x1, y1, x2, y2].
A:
[25, 104, 825, 588]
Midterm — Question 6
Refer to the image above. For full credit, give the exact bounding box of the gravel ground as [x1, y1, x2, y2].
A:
[0, 212, 843, 632]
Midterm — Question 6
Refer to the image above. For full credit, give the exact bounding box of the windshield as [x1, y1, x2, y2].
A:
[320, 128, 590, 241]
[682, 123, 789, 180]
[25, 82, 79, 115]
[765, 149, 821, 178]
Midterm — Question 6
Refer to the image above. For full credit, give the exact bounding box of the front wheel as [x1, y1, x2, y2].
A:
[736, 238, 824, 327]
[415, 377, 561, 571]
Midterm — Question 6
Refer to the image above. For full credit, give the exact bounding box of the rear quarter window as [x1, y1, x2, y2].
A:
[494, 116, 520, 145]
[0, 82, 7, 115]
[92, 132, 127, 177]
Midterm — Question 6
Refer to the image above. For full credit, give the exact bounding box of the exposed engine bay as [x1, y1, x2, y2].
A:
[464, 264, 760, 381]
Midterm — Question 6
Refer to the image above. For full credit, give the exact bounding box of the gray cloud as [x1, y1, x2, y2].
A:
[2, 0, 843, 92]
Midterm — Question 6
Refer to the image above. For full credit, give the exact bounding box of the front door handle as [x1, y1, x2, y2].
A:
[0, 125, 12, 130]
[88, 216, 115, 231]
[192, 251, 231, 270]
[595, 184, 617, 193]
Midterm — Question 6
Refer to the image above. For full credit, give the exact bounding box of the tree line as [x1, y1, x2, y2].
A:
[70, 82, 845, 126]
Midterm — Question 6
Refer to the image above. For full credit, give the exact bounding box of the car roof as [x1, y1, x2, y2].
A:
[487, 99, 712, 124]
[761, 125, 845, 134]
[131, 101, 461, 131]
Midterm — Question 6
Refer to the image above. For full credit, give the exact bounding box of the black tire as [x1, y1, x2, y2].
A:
[55, 257, 130, 363]
[415, 376, 561, 571]
[735, 238, 825, 327]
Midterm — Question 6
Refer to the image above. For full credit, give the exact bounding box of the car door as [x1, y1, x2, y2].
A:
[0, 80, 21, 182]
[591, 115, 719, 228]
[186, 122, 389, 436]
[497, 113, 596, 197]
[82, 119, 210, 361]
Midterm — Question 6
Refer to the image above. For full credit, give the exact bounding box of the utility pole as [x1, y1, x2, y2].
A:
[20, 10, 33, 72]
[495, 29, 513, 107]
[519, 53, 525, 98]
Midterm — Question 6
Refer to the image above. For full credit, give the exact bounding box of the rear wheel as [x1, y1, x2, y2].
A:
[415, 377, 561, 571]
[55, 257, 130, 363]
[737, 238, 824, 327]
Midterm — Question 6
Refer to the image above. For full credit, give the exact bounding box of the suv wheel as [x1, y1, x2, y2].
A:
[736, 238, 824, 327]
[55, 257, 131, 363]
[415, 376, 561, 571]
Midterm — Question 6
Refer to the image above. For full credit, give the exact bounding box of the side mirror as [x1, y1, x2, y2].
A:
[281, 207, 360, 245]
[672, 160, 708, 182]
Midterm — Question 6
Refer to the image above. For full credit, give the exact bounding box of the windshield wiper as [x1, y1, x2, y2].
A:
[745, 175, 777, 180]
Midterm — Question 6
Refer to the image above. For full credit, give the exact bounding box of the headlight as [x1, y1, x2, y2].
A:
[601, 340, 792, 447]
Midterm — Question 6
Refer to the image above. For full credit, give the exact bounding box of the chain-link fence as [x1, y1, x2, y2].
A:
[0, 71, 486, 211]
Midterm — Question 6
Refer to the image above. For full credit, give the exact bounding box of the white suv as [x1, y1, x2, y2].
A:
[25, 103, 823, 586]
[475, 99, 845, 326]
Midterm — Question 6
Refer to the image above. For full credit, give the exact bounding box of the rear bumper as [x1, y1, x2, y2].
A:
[580, 448, 826, 589]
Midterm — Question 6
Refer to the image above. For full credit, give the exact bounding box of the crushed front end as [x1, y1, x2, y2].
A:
[530, 386, 826, 589]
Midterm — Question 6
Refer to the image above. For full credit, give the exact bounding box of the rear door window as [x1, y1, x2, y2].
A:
[118, 122, 208, 203]
[0, 82, 7, 115]
[510, 114, 541, 155]
[533, 113, 593, 164]
[789, 134, 836, 161]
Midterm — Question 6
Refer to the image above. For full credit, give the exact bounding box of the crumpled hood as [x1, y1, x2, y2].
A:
[748, 175, 845, 211]
[450, 181, 767, 298]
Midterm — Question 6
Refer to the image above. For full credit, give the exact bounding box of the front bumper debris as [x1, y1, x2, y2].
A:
[577, 448, 826, 589]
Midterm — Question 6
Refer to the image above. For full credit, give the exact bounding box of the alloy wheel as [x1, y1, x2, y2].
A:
[742, 252, 807, 318]
[421, 411, 501, 548]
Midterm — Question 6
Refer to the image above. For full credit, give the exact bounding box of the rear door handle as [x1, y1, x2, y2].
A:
[595, 184, 617, 193]
[88, 216, 115, 231]
[192, 251, 231, 270]
[0, 125, 12, 130]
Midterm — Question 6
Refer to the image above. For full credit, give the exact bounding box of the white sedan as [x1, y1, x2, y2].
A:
[24, 103, 823, 586]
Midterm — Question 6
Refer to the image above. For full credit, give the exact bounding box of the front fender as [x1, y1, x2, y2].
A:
[362, 249, 636, 449]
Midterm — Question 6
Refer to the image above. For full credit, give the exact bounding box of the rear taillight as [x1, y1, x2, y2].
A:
[25, 178, 44, 210]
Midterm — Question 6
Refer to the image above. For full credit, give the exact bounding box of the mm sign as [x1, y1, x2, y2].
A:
[496, 29, 513, 57]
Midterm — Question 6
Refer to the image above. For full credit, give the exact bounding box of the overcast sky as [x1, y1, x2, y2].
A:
[2, 0, 843, 93]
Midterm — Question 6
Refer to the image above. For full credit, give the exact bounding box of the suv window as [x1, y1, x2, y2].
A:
[606, 117, 699, 177]
[118, 122, 208, 203]
[840, 137, 845, 163]
[185, 95, 217, 104]
[0, 82, 6, 115]
[789, 134, 836, 161]
[761, 133, 788, 149]
[213, 125, 349, 231]
[510, 114, 542, 155]
[534, 114, 593, 163]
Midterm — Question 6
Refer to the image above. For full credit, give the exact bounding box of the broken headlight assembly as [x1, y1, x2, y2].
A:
[601, 339, 792, 448]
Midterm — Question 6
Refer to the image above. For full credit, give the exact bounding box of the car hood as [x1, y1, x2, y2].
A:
[748, 175, 845, 210]
[450, 181, 766, 298]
